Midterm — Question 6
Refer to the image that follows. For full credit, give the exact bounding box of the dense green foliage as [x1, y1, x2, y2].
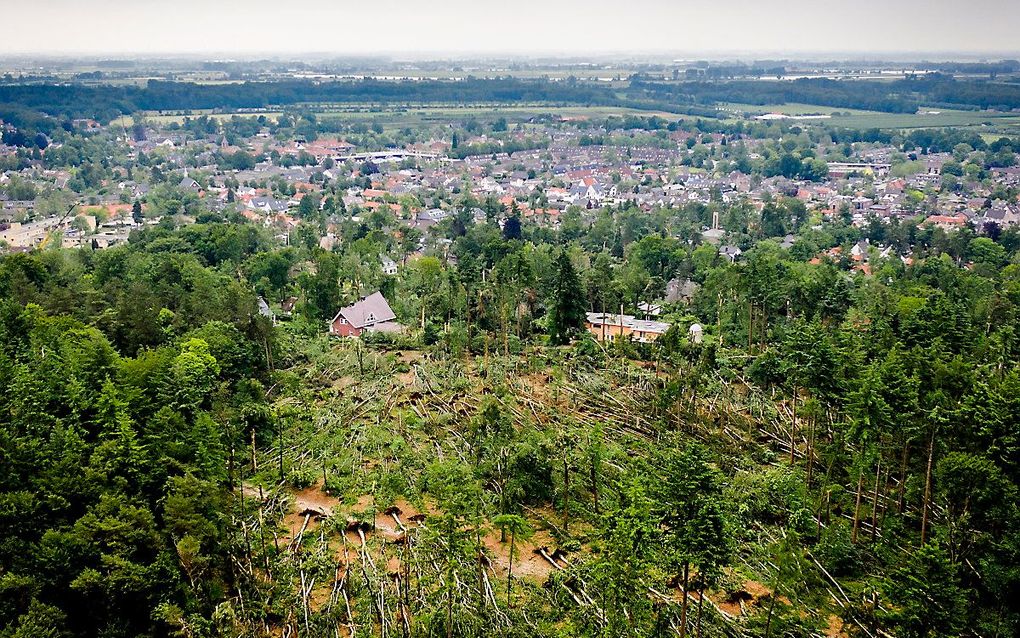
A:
[0, 243, 275, 636]
[1, 198, 1018, 636]
[5, 73, 1020, 145]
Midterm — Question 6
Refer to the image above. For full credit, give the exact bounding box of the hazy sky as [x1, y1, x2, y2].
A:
[3, 0, 1019, 56]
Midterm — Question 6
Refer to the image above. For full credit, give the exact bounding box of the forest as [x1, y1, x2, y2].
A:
[1, 191, 1019, 638]
[5, 73, 1020, 143]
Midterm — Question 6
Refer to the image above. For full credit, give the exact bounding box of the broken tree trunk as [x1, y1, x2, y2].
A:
[921, 431, 935, 545]
[678, 562, 690, 638]
[852, 471, 864, 544]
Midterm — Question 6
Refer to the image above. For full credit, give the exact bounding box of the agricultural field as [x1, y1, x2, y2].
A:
[719, 101, 1020, 132]
[113, 104, 690, 130]
[114, 100, 1020, 136]
[110, 110, 285, 126]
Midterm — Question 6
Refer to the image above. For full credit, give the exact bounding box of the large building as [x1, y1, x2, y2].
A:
[585, 312, 670, 343]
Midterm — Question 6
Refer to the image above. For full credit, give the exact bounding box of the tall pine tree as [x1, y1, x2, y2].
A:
[549, 249, 586, 345]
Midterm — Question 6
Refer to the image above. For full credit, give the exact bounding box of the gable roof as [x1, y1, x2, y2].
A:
[257, 296, 273, 318]
[331, 291, 397, 328]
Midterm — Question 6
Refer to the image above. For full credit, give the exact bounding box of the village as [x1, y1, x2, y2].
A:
[4, 108, 1018, 343]
[2, 100, 1019, 352]
[4, 14, 1020, 632]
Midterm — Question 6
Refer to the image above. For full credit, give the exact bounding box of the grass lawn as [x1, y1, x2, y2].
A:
[828, 109, 1020, 130]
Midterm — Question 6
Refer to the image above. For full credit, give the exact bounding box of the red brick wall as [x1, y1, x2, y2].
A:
[330, 319, 362, 337]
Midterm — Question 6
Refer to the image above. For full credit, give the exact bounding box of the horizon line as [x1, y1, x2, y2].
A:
[3, 50, 1020, 61]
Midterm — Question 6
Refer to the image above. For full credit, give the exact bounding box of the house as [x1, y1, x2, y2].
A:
[585, 312, 671, 343]
[720, 245, 743, 262]
[982, 206, 1019, 229]
[257, 297, 275, 324]
[922, 213, 968, 231]
[380, 255, 398, 276]
[329, 291, 403, 337]
[850, 239, 870, 261]
[248, 196, 290, 214]
[665, 278, 700, 304]
[637, 302, 662, 318]
[281, 296, 298, 317]
[413, 208, 448, 231]
[702, 227, 726, 244]
[826, 162, 890, 179]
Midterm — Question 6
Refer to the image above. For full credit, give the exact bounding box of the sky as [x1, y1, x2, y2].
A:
[3, 0, 1019, 57]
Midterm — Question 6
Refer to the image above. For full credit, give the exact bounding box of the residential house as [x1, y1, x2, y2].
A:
[982, 206, 1019, 229]
[665, 278, 700, 304]
[281, 296, 298, 317]
[585, 312, 671, 343]
[380, 255, 398, 276]
[257, 297, 275, 323]
[720, 245, 743, 262]
[329, 292, 403, 337]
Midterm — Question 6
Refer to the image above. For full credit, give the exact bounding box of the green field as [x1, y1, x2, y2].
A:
[111, 110, 284, 127]
[717, 102, 877, 116]
[113, 103, 690, 130]
[719, 101, 1020, 132]
[112, 101, 1020, 137]
[827, 109, 1020, 131]
[315, 104, 687, 127]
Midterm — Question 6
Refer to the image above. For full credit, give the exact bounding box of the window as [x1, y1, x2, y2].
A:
[367, 313, 376, 323]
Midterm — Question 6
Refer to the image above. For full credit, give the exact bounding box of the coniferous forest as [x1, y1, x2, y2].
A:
[2, 203, 1019, 638]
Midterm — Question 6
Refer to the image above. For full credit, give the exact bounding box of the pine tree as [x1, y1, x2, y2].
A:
[549, 250, 586, 345]
[502, 209, 522, 241]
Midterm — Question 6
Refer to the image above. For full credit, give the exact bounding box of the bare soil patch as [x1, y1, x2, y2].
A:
[482, 527, 559, 581]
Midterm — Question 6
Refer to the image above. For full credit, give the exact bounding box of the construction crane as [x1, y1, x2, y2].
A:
[36, 203, 79, 250]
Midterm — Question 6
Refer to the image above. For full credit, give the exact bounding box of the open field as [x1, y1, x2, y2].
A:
[720, 101, 1020, 132]
[826, 109, 1020, 131]
[111, 110, 285, 126]
[717, 102, 878, 116]
[314, 104, 688, 128]
[113, 100, 1020, 136]
[113, 103, 690, 129]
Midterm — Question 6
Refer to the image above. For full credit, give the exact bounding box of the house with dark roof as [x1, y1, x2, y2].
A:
[412, 208, 448, 231]
[179, 176, 200, 192]
[281, 296, 298, 317]
[983, 206, 1019, 229]
[720, 245, 743, 262]
[665, 278, 699, 304]
[329, 291, 403, 337]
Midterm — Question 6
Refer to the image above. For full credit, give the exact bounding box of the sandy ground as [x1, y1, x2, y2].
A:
[482, 527, 560, 581]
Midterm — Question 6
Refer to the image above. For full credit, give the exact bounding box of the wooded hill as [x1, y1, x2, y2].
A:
[0, 211, 1018, 638]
